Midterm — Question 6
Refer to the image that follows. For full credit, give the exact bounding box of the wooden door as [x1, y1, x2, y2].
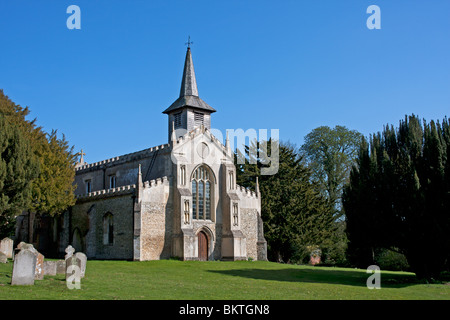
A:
[198, 231, 208, 261]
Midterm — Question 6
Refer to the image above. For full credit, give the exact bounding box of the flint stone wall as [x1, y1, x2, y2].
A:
[71, 195, 134, 260]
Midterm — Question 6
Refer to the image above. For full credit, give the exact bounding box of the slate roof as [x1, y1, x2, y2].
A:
[163, 47, 216, 114]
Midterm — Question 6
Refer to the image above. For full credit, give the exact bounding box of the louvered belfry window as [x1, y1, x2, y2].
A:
[192, 165, 212, 220]
[194, 111, 204, 128]
[174, 112, 182, 129]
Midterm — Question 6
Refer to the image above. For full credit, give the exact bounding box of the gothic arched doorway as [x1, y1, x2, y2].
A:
[198, 231, 208, 261]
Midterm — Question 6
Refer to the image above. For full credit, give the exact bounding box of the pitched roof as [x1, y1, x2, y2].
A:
[163, 47, 216, 114]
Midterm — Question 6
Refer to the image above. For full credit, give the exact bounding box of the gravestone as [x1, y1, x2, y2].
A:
[43, 260, 57, 276]
[11, 249, 36, 285]
[34, 252, 45, 280]
[56, 260, 66, 274]
[0, 252, 7, 263]
[75, 252, 87, 278]
[16, 242, 27, 250]
[65, 245, 75, 260]
[65, 255, 81, 280]
[0, 237, 13, 258]
[14, 242, 45, 280]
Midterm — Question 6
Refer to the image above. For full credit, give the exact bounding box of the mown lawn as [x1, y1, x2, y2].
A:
[0, 259, 448, 300]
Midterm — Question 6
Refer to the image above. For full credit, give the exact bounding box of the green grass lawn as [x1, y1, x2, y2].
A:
[0, 259, 448, 300]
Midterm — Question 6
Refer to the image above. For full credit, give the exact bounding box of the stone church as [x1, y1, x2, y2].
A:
[15, 47, 267, 262]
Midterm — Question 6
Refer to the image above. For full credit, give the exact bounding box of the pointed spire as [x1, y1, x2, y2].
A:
[179, 47, 199, 97]
[163, 46, 216, 115]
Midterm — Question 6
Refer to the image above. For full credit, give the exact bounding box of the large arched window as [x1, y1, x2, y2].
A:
[192, 165, 213, 220]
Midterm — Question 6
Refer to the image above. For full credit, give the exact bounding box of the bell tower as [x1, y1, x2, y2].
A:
[163, 44, 216, 142]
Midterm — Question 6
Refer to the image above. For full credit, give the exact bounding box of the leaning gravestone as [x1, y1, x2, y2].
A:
[0, 252, 7, 263]
[11, 249, 36, 285]
[75, 252, 87, 278]
[43, 260, 57, 276]
[0, 237, 14, 258]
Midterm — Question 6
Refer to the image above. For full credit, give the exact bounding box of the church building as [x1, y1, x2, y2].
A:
[15, 47, 268, 261]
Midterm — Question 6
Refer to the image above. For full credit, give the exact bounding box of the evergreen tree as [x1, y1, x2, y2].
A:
[31, 130, 77, 216]
[236, 139, 334, 263]
[0, 115, 40, 237]
[0, 89, 77, 236]
[343, 115, 450, 279]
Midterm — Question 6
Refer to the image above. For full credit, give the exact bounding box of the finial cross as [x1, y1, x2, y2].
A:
[79, 149, 86, 163]
[185, 36, 193, 48]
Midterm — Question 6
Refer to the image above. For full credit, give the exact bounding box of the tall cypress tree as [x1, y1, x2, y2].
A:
[343, 115, 450, 279]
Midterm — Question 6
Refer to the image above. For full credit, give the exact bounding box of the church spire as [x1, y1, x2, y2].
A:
[163, 46, 215, 115]
[163, 43, 216, 142]
[179, 47, 198, 97]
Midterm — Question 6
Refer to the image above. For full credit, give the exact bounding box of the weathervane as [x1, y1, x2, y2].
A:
[185, 36, 193, 49]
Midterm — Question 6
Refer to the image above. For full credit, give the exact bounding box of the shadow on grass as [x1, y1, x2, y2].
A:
[207, 266, 421, 288]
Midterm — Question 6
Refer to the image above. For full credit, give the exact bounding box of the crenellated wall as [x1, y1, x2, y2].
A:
[73, 143, 172, 197]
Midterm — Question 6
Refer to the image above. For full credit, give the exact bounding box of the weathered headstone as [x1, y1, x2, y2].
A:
[66, 255, 82, 290]
[14, 242, 45, 280]
[43, 260, 57, 276]
[0, 252, 7, 263]
[65, 256, 81, 281]
[0, 237, 13, 258]
[16, 241, 27, 250]
[75, 252, 87, 278]
[56, 260, 66, 274]
[34, 252, 45, 280]
[11, 249, 36, 286]
[65, 245, 75, 260]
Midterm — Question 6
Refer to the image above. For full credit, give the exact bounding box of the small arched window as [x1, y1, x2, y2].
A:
[192, 166, 213, 220]
[103, 213, 114, 245]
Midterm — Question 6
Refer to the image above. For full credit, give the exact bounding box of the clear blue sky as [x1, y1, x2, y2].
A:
[1, 0, 449, 163]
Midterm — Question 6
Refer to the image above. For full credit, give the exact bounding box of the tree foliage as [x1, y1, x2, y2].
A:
[0, 114, 40, 236]
[236, 139, 335, 263]
[0, 89, 77, 237]
[301, 125, 364, 218]
[343, 115, 450, 279]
